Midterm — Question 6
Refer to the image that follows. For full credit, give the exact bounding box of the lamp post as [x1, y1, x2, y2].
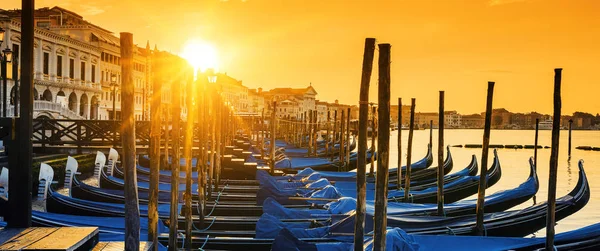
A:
[111, 73, 118, 120]
[111, 73, 118, 146]
[0, 27, 12, 117]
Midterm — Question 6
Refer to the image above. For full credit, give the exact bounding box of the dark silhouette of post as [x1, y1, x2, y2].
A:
[183, 67, 195, 248]
[325, 110, 330, 156]
[346, 107, 351, 169]
[260, 108, 265, 159]
[197, 72, 206, 228]
[568, 119, 573, 157]
[373, 43, 391, 251]
[331, 110, 338, 160]
[353, 38, 375, 251]
[437, 91, 445, 215]
[8, 0, 34, 228]
[168, 56, 182, 248]
[270, 101, 277, 174]
[369, 105, 376, 175]
[148, 47, 162, 249]
[207, 87, 215, 200]
[339, 109, 346, 166]
[475, 81, 495, 236]
[308, 110, 313, 155]
[404, 98, 416, 201]
[397, 98, 402, 189]
[120, 32, 141, 250]
[534, 118, 539, 171]
[546, 68, 563, 250]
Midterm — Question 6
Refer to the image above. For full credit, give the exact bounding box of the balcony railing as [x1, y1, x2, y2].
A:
[7, 100, 85, 120]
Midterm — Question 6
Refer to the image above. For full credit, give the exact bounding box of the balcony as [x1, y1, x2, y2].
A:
[7, 100, 85, 120]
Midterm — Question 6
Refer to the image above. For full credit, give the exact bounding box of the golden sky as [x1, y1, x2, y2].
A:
[5, 0, 600, 115]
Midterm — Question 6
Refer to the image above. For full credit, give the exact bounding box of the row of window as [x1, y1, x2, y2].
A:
[41, 52, 96, 82]
[101, 52, 120, 65]
[101, 91, 145, 105]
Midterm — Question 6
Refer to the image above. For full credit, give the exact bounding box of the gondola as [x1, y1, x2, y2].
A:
[272, 222, 600, 251]
[46, 157, 536, 232]
[256, 150, 500, 205]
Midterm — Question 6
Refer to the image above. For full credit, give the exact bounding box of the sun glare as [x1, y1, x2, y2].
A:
[180, 40, 219, 73]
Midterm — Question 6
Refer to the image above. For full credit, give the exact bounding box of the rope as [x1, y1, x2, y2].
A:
[483, 223, 488, 236]
[193, 216, 217, 232]
[178, 232, 185, 249]
[205, 184, 228, 217]
[446, 226, 456, 235]
[199, 234, 210, 250]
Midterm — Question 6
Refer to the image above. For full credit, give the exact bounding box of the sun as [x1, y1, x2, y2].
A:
[180, 40, 219, 73]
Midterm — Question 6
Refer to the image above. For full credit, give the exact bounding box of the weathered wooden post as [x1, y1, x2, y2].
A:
[353, 37, 375, 251]
[8, 0, 34, 228]
[261, 108, 265, 159]
[339, 110, 346, 166]
[397, 98, 402, 189]
[120, 32, 141, 250]
[568, 119, 573, 157]
[534, 118, 539, 170]
[374, 43, 391, 251]
[314, 110, 319, 156]
[546, 68, 562, 250]
[148, 47, 162, 249]
[207, 86, 215, 200]
[163, 105, 170, 171]
[183, 67, 195, 248]
[404, 98, 416, 201]
[197, 72, 206, 227]
[331, 110, 338, 160]
[308, 110, 313, 156]
[325, 111, 331, 156]
[475, 81, 495, 236]
[215, 96, 222, 193]
[270, 101, 277, 174]
[369, 105, 376, 175]
[168, 56, 182, 249]
[437, 91, 445, 215]
[346, 107, 351, 169]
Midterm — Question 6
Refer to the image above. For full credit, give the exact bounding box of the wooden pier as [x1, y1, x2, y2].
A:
[0, 227, 98, 250]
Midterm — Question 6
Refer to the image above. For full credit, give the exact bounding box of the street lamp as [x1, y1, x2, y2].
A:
[1, 44, 12, 117]
[111, 73, 117, 120]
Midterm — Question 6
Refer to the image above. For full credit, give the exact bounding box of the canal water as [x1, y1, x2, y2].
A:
[379, 129, 600, 236]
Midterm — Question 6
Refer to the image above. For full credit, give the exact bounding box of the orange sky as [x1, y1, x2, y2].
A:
[5, 0, 600, 115]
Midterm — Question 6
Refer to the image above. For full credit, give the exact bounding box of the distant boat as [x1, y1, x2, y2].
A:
[539, 120, 553, 130]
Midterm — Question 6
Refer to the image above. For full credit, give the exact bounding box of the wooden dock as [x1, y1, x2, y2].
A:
[0, 227, 98, 251]
[0, 227, 155, 251]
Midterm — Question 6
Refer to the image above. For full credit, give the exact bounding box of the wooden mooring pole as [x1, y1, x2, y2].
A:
[373, 43, 391, 251]
[197, 73, 206, 228]
[148, 47, 162, 249]
[168, 56, 183, 249]
[568, 119, 573, 157]
[346, 107, 351, 169]
[546, 68, 562, 250]
[325, 111, 330, 156]
[353, 37, 375, 251]
[8, 0, 34, 228]
[270, 101, 277, 174]
[475, 81, 495, 236]
[369, 105, 376, 175]
[120, 32, 141, 250]
[339, 109, 346, 166]
[331, 110, 338, 160]
[534, 118, 539, 171]
[404, 98, 416, 201]
[308, 110, 313, 155]
[397, 98, 402, 190]
[437, 91, 445, 215]
[183, 67, 195, 248]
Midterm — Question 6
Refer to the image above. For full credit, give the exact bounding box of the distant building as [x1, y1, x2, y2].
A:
[247, 88, 265, 114]
[415, 112, 439, 128]
[316, 100, 328, 122]
[262, 85, 318, 118]
[444, 111, 462, 128]
[461, 114, 484, 128]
